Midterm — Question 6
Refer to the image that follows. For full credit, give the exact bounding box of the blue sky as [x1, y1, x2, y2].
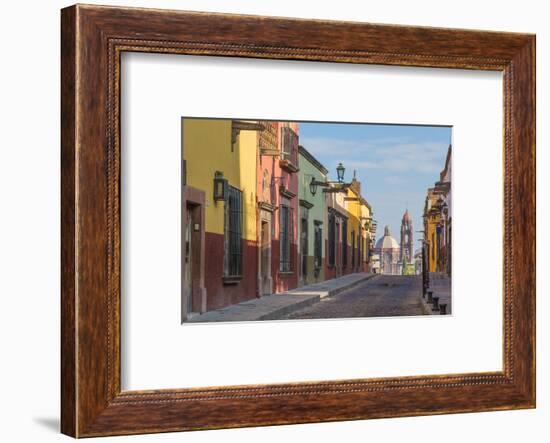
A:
[299, 122, 452, 252]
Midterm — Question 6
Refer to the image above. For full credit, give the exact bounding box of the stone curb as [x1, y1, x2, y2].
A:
[324, 273, 379, 298]
[258, 295, 321, 320]
[187, 273, 379, 323]
[261, 273, 379, 320]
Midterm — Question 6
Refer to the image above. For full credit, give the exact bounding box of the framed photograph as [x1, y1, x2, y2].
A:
[178, 117, 452, 323]
[61, 4, 535, 437]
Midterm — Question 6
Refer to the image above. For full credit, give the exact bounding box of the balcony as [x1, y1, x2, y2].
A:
[279, 126, 299, 173]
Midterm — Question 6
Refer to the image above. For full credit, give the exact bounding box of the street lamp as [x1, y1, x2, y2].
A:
[306, 163, 350, 194]
[309, 176, 318, 196]
[336, 162, 345, 183]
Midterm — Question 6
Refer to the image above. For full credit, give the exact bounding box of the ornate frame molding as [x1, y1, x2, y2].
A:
[61, 4, 535, 437]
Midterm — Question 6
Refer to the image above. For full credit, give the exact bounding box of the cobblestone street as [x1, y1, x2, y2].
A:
[280, 274, 425, 319]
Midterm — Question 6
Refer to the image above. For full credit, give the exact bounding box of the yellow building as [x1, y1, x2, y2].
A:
[181, 118, 262, 319]
[423, 145, 452, 275]
[345, 175, 373, 272]
[360, 196, 375, 270]
[424, 188, 443, 273]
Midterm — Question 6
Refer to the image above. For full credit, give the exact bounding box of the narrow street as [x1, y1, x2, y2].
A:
[280, 274, 425, 320]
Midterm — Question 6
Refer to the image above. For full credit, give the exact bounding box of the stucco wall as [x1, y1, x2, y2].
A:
[182, 118, 257, 241]
[298, 151, 327, 257]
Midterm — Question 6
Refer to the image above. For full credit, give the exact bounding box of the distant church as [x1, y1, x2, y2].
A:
[375, 225, 400, 275]
[374, 210, 415, 275]
[400, 210, 416, 275]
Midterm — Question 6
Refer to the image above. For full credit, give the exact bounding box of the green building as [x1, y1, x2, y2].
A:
[401, 260, 416, 275]
[297, 145, 328, 286]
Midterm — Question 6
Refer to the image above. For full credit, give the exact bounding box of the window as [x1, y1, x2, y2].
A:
[358, 232, 361, 267]
[328, 212, 335, 267]
[351, 231, 355, 268]
[314, 222, 323, 269]
[279, 204, 293, 272]
[224, 185, 243, 278]
[342, 219, 348, 268]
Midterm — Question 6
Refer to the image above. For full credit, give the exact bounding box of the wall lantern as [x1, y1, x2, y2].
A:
[336, 162, 345, 183]
[309, 176, 318, 196]
[213, 171, 227, 201]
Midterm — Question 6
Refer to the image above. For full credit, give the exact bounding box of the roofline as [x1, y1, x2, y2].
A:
[344, 180, 373, 213]
[439, 144, 452, 182]
[360, 197, 372, 212]
[298, 145, 329, 175]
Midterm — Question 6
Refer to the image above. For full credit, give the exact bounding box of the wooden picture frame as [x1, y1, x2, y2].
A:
[61, 4, 535, 437]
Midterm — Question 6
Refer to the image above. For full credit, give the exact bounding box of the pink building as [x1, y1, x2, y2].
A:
[256, 121, 300, 296]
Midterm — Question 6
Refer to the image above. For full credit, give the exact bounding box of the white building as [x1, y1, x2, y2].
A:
[374, 226, 401, 275]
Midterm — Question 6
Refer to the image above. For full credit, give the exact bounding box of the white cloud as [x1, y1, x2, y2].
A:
[300, 135, 448, 175]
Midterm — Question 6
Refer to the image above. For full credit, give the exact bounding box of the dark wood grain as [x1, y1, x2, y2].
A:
[509, 38, 536, 402]
[60, 4, 536, 437]
[60, 4, 76, 437]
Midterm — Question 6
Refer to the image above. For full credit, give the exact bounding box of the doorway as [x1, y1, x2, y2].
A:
[181, 186, 207, 322]
[260, 218, 272, 295]
[184, 205, 196, 314]
[335, 219, 342, 277]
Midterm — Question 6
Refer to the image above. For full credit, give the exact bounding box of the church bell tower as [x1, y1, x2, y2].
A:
[400, 209, 413, 265]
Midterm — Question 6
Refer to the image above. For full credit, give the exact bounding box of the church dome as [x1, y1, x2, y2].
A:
[375, 225, 400, 249]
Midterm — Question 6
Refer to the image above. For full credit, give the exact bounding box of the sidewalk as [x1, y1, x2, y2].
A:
[422, 272, 452, 315]
[186, 272, 377, 323]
